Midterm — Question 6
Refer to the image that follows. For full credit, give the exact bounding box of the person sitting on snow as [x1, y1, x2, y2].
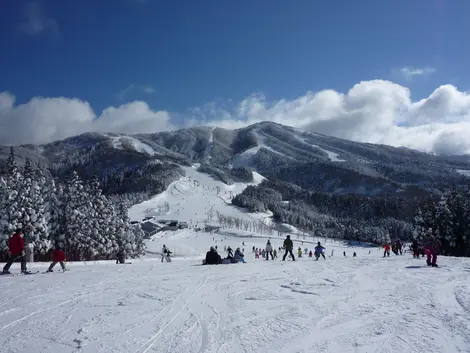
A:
[314, 242, 326, 260]
[204, 246, 222, 265]
[233, 248, 245, 263]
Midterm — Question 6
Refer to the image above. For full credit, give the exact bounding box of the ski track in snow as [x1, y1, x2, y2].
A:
[1, 232, 470, 353]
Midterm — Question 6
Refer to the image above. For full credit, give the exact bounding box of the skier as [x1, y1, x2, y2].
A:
[282, 235, 295, 261]
[261, 249, 266, 259]
[265, 240, 274, 260]
[422, 230, 440, 267]
[331, 249, 334, 257]
[383, 243, 391, 257]
[396, 240, 403, 255]
[47, 246, 67, 272]
[314, 242, 326, 260]
[308, 250, 313, 258]
[227, 246, 233, 258]
[2, 229, 29, 274]
[297, 247, 302, 258]
[353, 252, 357, 257]
[273, 248, 277, 258]
[161, 245, 172, 262]
[252, 246, 255, 252]
[343, 251, 346, 257]
[411, 239, 420, 258]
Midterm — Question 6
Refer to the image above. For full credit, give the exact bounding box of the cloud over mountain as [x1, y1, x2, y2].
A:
[1, 80, 470, 155]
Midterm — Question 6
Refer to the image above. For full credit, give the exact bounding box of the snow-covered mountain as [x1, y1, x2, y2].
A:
[2, 122, 470, 197]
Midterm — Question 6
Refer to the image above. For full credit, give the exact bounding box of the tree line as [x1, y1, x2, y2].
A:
[0, 148, 145, 262]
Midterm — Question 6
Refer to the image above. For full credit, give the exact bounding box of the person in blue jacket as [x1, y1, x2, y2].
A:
[314, 242, 326, 260]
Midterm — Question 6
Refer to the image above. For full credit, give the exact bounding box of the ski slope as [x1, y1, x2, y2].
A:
[1, 230, 470, 353]
[128, 165, 268, 226]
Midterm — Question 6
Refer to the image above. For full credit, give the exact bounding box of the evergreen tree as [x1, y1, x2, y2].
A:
[63, 171, 91, 259]
[0, 177, 8, 251]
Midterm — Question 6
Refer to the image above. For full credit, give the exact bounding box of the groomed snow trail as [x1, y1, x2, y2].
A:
[1, 251, 469, 353]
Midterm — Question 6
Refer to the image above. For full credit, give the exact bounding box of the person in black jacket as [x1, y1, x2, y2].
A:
[204, 247, 222, 265]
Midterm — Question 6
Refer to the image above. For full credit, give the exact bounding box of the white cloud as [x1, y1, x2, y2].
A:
[16, 2, 59, 37]
[184, 80, 470, 155]
[2, 80, 470, 155]
[0, 92, 173, 145]
[117, 84, 155, 100]
[400, 66, 435, 80]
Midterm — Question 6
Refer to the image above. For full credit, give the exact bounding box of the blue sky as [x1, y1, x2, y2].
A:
[1, 0, 470, 154]
[1, 0, 468, 111]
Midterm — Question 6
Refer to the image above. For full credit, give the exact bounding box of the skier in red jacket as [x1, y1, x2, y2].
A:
[2, 229, 28, 274]
[47, 246, 67, 272]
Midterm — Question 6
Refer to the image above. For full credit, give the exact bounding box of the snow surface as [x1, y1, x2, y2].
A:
[294, 135, 346, 162]
[128, 165, 268, 225]
[1, 229, 470, 353]
[109, 135, 159, 156]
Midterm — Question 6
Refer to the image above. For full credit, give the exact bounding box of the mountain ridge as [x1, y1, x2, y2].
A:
[1, 122, 470, 198]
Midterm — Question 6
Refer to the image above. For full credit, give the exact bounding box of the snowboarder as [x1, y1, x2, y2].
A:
[314, 242, 326, 260]
[383, 243, 391, 257]
[282, 235, 295, 261]
[265, 240, 274, 260]
[47, 246, 67, 272]
[116, 249, 126, 264]
[2, 229, 28, 274]
[422, 230, 440, 267]
[161, 245, 172, 262]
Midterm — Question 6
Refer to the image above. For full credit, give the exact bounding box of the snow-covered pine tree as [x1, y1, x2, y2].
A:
[435, 189, 470, 256]
[131, 222, 146, 257]
[87, 177, 118, 258]
[15, 160, 49, 252]
[115, 200, 132, 258]
[0, 176, 8, 252]
[47, 179, 66, 248]
[3, 147, 26, 237]
[63, 171, 92, 260]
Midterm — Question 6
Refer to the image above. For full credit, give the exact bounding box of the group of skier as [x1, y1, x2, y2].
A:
[202, 235, 329, 266]
[383, 228, 441, 267]
[1, 228, 68, 275]
[2, 228, 443, 273]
